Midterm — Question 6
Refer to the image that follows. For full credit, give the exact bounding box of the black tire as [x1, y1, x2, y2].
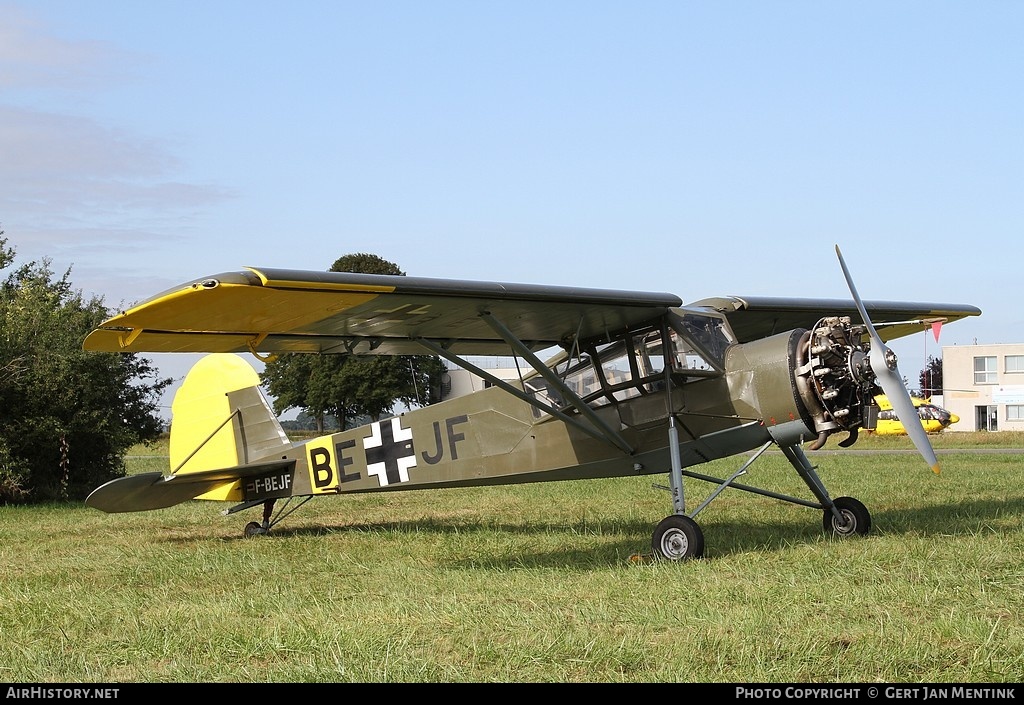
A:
[244, 521, 265, 538]
[651, 514, 705, 560]
[823, 496, 871, 537]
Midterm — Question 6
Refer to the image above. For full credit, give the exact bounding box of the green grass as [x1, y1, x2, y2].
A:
[1, 432, 1021, 682]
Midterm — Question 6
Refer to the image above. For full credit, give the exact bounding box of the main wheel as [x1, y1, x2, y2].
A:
[823, 496, 871, 537]
[652, 514, 705, 560]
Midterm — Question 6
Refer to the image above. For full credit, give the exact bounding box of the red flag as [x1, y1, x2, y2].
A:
[931, 321, 942, 342]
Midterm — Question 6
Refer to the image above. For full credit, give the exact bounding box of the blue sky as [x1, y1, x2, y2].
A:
[2, 1, 1021, 418]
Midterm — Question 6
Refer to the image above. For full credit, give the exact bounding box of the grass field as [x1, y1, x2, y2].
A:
[0, 432, 1021, 682]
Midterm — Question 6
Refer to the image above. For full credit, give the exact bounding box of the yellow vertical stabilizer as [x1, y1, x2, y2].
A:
[169, 354, 291, 479]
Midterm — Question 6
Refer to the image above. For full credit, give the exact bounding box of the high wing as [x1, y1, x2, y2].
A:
[83, 268, 683, 356]
[689, 296, 981, 344]
[83, 267, 980, 356]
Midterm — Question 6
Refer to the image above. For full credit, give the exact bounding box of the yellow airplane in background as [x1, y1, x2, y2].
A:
[871, 395, 960, 435]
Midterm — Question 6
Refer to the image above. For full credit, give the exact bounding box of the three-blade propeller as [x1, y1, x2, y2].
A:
[835, 245, 941, 474]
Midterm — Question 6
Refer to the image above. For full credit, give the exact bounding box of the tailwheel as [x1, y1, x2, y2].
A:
[823, 496, 871, 537]
[652, 514, 705, 561]
[244, 499, 276, 538]
[244, 521, 267, 538]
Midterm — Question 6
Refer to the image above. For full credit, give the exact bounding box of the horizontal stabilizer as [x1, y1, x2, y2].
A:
[85, 460, 295, 513]
[86, 472, 218, 513]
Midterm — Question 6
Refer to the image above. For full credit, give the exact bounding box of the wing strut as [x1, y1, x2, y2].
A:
[479, 312, 635, 455]
[414, 336, 633, 455]
[661, 316, 686, 515]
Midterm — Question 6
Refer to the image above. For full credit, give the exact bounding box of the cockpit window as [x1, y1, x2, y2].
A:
[672, 311, 735, 369]
[523, 316, 730, 416]
[518, 308, 744, 421]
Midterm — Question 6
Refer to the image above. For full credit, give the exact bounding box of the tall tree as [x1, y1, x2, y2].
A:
[0, 232, 171, 503]
[260, 353, 341, 433]
[260, 253, 445, 429]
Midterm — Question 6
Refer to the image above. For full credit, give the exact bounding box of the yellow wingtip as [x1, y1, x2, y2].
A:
[931, 463, 941, 475]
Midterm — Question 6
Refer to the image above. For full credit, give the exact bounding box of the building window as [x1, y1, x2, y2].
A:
[1007, 355, 1024, 374]
[975, 356, 998, 384]
[1008, 405, 1024, 422]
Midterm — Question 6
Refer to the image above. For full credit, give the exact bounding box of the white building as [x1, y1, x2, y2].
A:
[440, 357, 530, 400]
[942, 343, 1024, 432]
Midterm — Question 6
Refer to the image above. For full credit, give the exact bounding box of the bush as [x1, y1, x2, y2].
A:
[0, 233, 170, 503]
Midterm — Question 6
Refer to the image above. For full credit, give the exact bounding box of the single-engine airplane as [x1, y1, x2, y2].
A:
[83, 246, 980, 560]
[871, 395, 960, 435]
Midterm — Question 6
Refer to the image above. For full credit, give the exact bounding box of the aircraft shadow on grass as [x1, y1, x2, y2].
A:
[145, 493, 1024, 568]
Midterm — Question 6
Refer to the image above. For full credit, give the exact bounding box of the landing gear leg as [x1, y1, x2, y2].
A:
[780, 443, 872, 538]
[649, 415, 705, 561]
